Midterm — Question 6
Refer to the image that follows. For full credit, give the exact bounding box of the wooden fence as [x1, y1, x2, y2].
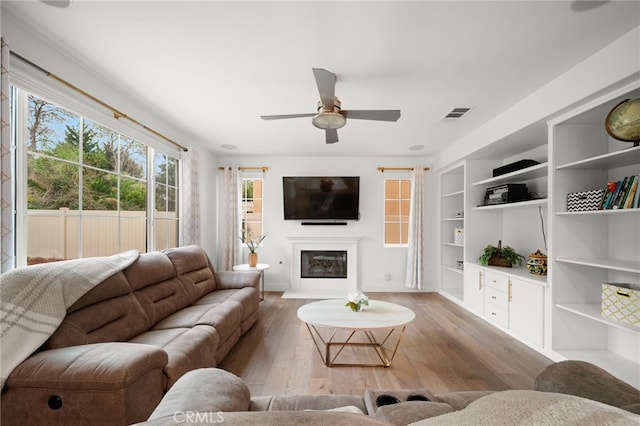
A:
[27, 208, 177, 262]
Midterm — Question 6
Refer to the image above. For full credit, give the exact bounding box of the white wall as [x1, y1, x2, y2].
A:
[432, 26, 640, 171]
[214, 155, 435, 293]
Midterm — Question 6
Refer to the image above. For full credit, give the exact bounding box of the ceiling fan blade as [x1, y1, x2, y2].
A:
[342, 110, 401, 121]
[325, 129, 339, 144]
[261, 113, 315, 120]
[312, 68, 336, 109]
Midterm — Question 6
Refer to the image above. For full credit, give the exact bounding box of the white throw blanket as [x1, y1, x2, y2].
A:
[0, 250, 139, 388]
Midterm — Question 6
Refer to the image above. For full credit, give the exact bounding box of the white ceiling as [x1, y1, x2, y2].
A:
[3, 1, 640, 158]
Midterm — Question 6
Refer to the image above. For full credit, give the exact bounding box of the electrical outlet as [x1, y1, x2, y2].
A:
[384, 273, 391, 281]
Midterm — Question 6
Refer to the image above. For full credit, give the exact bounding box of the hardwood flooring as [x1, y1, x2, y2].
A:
[218, 292, 553, 397]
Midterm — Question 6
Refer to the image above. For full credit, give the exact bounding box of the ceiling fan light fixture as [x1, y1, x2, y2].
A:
[312, 112, 346, 130]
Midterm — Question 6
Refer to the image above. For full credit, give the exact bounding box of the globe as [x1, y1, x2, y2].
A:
[605, 98, 640, 145]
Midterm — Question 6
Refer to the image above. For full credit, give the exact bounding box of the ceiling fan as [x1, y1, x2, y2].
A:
[260, 68, 401, 144]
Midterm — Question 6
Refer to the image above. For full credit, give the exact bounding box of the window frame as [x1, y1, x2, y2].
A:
[383, 174, 411, 248]
[11, 82, 181, 266]
[240, 173, 265, 249]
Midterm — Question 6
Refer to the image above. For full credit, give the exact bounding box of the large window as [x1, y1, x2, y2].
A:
[384, 178, 410, 246]
[241, 177, 264, 243]
[15, 89, 179, 265]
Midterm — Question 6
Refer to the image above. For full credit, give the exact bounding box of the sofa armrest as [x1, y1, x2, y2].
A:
[215, 270, 260, 290]
[2, 342, 168, 425]
[148, 368, 251, 420]
[534, 360, 640, 414]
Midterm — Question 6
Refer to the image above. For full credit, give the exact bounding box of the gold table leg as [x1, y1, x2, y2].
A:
[304, 324, 407, 367]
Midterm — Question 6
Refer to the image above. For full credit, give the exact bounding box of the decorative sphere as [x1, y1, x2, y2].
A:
[605, 98, 640, 143]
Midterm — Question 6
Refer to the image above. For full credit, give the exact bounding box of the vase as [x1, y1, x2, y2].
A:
[248, 252, 258, 267]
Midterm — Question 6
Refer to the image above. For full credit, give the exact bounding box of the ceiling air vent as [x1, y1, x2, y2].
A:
[442, 107, 472, 121]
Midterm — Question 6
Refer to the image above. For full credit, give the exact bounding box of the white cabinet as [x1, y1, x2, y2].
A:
[484, 269, 510, 327]
[510, 277, 544, 348]
[549, 82, 640, 388]
[463, 264, 484, 315]
[463, 262, 546, 348]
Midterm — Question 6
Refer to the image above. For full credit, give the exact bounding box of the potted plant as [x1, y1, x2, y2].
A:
[478, 240, 525, 268]
[240, 229, 267, 267]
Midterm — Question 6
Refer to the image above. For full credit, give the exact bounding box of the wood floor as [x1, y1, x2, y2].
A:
[218, 292, 553, 397]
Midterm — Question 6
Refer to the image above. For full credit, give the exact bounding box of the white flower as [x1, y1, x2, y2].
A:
[347, 290, 368, 304]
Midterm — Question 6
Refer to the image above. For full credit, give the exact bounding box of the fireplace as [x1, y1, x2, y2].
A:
[284, 235, 363, 298]
[301, 250, 347, 279]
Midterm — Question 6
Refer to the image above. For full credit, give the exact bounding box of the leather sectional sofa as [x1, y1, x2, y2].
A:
[1, 245, 260, 425]
[140, 361, 640, 425]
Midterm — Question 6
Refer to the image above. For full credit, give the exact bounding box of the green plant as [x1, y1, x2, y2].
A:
[240, 229, 267, 253]
[478, 241, 525, 267]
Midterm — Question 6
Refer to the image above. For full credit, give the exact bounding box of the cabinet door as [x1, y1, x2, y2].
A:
[463, 265, 484, 316]
[509, 277, 544, 348]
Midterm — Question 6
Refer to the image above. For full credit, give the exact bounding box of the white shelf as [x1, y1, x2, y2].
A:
[557, 208, 639, 216]
[442, 265, 464, 275]
[555, 303, 639, 333]
[440, 287, 463, 302]
[556, 257, 640, 274]
[474, 198, 547, 210]
[466, 262, 548, 286]
[556, 145, 640, 171]
[473, 162, 548, 186]
[442, 217, 464, 221]
[443, 189, 464, 198]
[442, 243, 464, 248]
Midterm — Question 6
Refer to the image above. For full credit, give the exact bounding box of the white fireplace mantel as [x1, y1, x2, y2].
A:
[283, 235, 364, 299]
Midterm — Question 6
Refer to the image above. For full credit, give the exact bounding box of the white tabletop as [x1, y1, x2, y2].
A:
[233, 263, 270, 271]
[297, 299, 415, 330]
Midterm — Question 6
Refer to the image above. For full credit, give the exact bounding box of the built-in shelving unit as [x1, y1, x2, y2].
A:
[440, 163, 465, 302]
[438, 76, 640, 388]
[549, 82, 640, 388]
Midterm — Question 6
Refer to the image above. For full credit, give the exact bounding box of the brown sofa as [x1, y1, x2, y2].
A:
[140, 361, 640, 425]
[1, 245, 260, 426]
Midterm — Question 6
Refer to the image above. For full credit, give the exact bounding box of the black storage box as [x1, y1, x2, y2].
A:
[492, 159, 540, 177]
[483, 184, 529, 205]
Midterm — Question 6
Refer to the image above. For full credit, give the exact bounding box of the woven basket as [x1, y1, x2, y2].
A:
[487, 241, 513, 268]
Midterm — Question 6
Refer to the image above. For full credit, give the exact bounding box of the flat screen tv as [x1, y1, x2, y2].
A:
[283, 176, 360, 221]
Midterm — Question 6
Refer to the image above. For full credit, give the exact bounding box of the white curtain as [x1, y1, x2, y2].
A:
[221, 166, 242, 271]
[1, 38, 14, 273]
[180, 148, 200, 246]
[405, 166, 425, 289]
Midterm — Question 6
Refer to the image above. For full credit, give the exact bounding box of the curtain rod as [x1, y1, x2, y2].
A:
[378, 167, 430, 172]
[218, 166, 269, 172]
[10, 50, 187, 152]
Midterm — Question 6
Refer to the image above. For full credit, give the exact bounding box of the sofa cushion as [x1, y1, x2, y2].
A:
[129, 325, 220, 388]
[153, 300, 244, 345]
[251, 394, 368, 413]
[408, 390, 640, 426]
[147, 368, 251, 420]
[194, 287, 259, 320]
[125, 251, 199, 326]
[163, 245, 218, 295]
[44, 272, 150, 349]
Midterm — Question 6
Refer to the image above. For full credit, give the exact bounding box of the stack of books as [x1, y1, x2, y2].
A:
[599, 175, 639, 210]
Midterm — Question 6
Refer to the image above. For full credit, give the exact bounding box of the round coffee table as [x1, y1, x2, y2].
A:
[297, 299, 415, 367]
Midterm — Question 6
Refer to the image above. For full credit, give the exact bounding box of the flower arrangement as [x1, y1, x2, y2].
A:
[346, 290, 369, 312]
[240, 229, 267, 253]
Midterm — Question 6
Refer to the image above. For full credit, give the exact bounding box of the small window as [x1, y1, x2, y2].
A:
[384, 178, 410, 246]
[241, 177, 264, 243]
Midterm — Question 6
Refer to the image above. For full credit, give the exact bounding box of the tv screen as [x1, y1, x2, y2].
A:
[283, 176, 360, 221]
